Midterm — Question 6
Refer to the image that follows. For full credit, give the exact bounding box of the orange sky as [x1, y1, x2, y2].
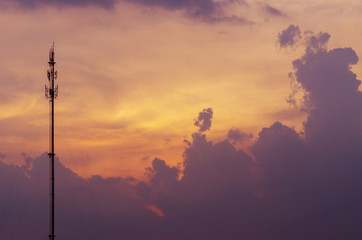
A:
[0, 0, 361, 178]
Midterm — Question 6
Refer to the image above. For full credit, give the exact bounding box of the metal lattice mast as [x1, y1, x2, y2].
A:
[45, 42, 58, 240]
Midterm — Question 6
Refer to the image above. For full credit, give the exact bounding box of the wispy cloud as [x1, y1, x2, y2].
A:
[0, 0, 117, 9]
[126, 0, 252, 24]
[264, 4, 284, 16]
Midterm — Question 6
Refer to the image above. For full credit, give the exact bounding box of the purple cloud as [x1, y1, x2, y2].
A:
[143, 30, 362, 238]
[227, 128, 253, 144]
[303, 31, 331, 52]
[194, 108, 213, 133]
[0, 153, 162, 239]
[126, 0, 252, 24]
[292, 32, 361, 148]
[278, 24, 302, 48]
[264, 4, 284, 16]
[1, 0, 117, 9]
[1, 0, 252, 24]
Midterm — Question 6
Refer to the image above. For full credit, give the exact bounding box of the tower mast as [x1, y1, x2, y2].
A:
[45, 43, 58, 240]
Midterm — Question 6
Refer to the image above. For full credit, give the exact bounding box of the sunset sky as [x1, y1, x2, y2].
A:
[0, 0, 362, 239]
[1, 0, 360, 178]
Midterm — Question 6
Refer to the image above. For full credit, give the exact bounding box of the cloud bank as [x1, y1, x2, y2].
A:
[1, 29, 362, 239]
[0, 0, 252, 24]
[126, 0, 251, 24]
[0, 0, 117, 9]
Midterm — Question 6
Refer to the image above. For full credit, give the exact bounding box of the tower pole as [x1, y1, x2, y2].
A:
[45, 43, 58, 240]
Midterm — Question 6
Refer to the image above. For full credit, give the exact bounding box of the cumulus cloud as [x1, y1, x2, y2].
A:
[144, 158, 179, 195]
[278, 24, 301, 48]
[194, 108, 213, 132]
[142, 29, 362, 238]
[291, 31, 362, 149]
[136, 132, 255, 239]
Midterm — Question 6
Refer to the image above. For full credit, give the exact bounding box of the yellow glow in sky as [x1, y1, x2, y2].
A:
[0, 0, 361, 178]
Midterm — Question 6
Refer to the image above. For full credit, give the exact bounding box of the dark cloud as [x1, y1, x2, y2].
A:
[1, 0, 253, 24]
[264, 4, 284, 16]
[145, 158, 179, 193]
[278, 31, 362, 238]
[304, 31, 331, 52]
[227, 128, 253, 143]
[137, 132, 255, 239]
[278, 24, 302, 48]
[0, 153, 157, 240]
[194, 108, 213, 132]
[126, 0, 252, 24]
[1, 0, 117, 9]
[291, 31, 361, 149]
[202, 14, 251, 25]
[127, 0, 220, 14]
[251, 121, 309, 176]
[143, 30, 362, 238]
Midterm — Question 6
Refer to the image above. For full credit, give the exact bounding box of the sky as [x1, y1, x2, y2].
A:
[0, 0, 362, 239]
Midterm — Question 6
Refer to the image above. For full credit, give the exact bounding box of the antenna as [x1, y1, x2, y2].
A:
[45, 42, 58, 240]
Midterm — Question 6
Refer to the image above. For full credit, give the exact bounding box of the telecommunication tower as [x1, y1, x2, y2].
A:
[45, 42, 58, 240]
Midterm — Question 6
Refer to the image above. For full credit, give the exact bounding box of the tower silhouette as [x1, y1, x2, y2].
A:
[45, 43, 58, 240]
